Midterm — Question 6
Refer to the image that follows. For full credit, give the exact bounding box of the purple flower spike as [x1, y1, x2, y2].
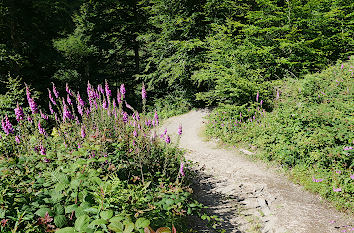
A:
[102, 99, 108, 109]
[276, 90, 280, 100]
[142, 83, 147, 100]
[27, 116, 33, 123]
[77, 92, 85, 106]
[179, 162, 185, 177]
[117, 89, 122, 103]
[26, 85, 38, 114]
[39, 145, 46, 155]
[62, 99, 73, 121]
[122, 112, 128, 123]
[178, 125, 182, 135]
[133, 130, 138, 137]
[260, 100, 263, 106]
[49, 102, 54, 115]
[256, 92, 259, 102]
[97, 84, 104, 95]
[154, 111, 159, 126]
[66, 83, 72, 96]
[341, 64, 344, 69]
[48, 88, 56, 105]
[120, 84, 126, 97]
[40, 110, 48, 120]
[52, 82, 59, 98]
[2, 115, 14, 135]
[15, 135, 21, 144]
[67, 94, 72, 105]
[14, 103, 25, 122]
[38, 121, 46, 135]
[105, 80, 111, 98]
[165, 135, 171, 144]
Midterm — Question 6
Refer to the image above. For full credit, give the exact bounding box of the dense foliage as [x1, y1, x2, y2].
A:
[1, 0, 353, 113]
[205, 58, 354, 211]
[0, 82, 200, 232]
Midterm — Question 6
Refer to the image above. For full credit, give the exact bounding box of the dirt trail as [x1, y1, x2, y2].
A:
[160, 109, 353, 233]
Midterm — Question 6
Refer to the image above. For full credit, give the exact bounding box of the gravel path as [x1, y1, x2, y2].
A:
[160, 109, 353, 233]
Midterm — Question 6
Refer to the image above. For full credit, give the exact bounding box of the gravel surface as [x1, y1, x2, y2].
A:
[160, 109, 353, 233]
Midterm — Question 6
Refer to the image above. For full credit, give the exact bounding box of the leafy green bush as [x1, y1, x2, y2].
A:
[205, 58, 354, 211]
[0, 81, 199, 232]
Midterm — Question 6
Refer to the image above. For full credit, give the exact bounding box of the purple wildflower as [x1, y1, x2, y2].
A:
[48, 88, 56, 105]
[102, 99, 108, 109]
[122, 112, 128, 123]
[66, 83, 72, 96]
[43, 157, 50, 163]
[38, 121, 46, 135]
[120, 84, 126, 99]
[142, 83, 147, 100]
[67, 94, 72, 105]
[165, 135, 171, 144]
[39, 145, 46, 155]
[77, 92, 85, 106]
[341, 64, 344, 69]
[344, 146, 353, 151]
[40, 110, 48, 120]
[178, 125, 182, 135]
[154, 111, 159, 126]
[260, 100, 263, 106]
[133, 130, 138, 137]
[126, 102, 134, 111]
[97, 84, 104, 94]
[117, 89, 122, 103]
[52, 82, 59, 98]
[27, 116, 33, 123]
[26, 85, 38, 114]
[335, 170, 341, 174]
[350, 174, 354, 180]
[333, 187, 342, 192]
[312, 177, 323, 182]
[49, 102, 54, 115]
[62, 99, 73, 121]
[256, 92, 259, 102]
[15, 135, 21, 144]
[1, 115, 14, 135]
[14, 103, 25, 122]
[179, 162, 185, 177]
[105, 80, 111, 98]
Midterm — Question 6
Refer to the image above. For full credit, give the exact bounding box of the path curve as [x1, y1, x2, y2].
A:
[160, 109, 353, 233]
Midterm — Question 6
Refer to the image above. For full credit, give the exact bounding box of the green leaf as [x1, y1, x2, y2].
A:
[108, 221, 124, 232]
[156, 227, 171, 233]
[74, 214, 90, 232]
[65, 204, 77, 214]
[88, 218, 107, 227]
[56, 227, 76, 233]
[110, 215, 125, 223]
[54, 204, 65, 215]
[54, 215, 67, 228]
[123, 221, 135, 233]
[135, 218, 150, 229]
[100, 210, 113, 220]
[35, 207, 52, 217]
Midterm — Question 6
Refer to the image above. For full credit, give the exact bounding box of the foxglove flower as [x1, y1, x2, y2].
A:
[256, 92, 259, 102]
[117, 90, 122, 103]
[2, 115, 14, 135]
[77, 92, 85, 106]
[105, 80, 111, 98]
[133, 130, 138, 137]
[15, 135, 21, 144]
[48, 88, 56, 105]
[333, 187, 342, 192]
[27, 116, 33, 123]
[341, 64, 344, 69]
[49, 102, 54, 115]
[154, 111, 159, 126]
[66, 83, 73, 96]
[142, 83, 147, 100]
[26, 85, 38, 114]
[14, 103, 25, 122]
[97, 84, 104, 94]
[38, 121, 46, 135]
[179, 162, 185, 177]
[165, 135, 171, 144]
[344, 146, 353, 151]
[40, 110, 48, 120]
[126, 102, 134, 111]
[39, 145, 46, 155]
[67, 94, 72, 105]
[350, 174, 354, 180]
[120, 84, 126, 97]
[52, 82, 59, 98]
[102, 99, 108, 109]
[178, 125, 182, 135]
[122, 112, 128, 123]
[260, 100, 263, 106]
[62, 99, 73, 121]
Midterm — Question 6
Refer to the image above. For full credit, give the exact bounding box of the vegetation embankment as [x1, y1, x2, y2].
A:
[0, 82, 201, 232]
[205, 58, 354, 212]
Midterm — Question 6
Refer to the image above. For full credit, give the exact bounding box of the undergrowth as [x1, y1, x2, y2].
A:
[205, 57, 354, 212]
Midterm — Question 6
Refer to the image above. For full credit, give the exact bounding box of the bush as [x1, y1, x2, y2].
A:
[205, 57, 354, 211]
[0, 81, 199, 232]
